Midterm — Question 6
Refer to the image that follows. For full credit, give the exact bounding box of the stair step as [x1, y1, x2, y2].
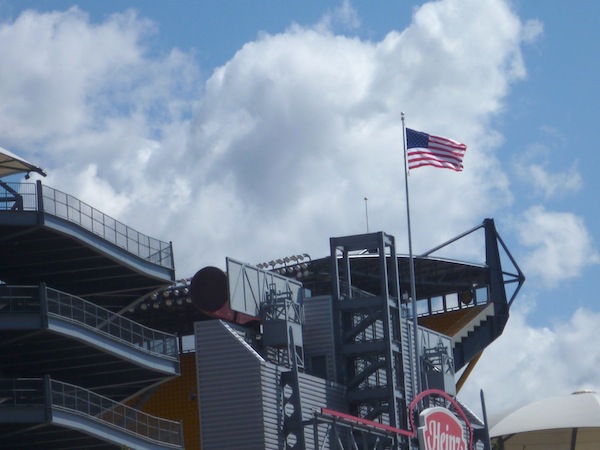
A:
[451, 303, 495, 344]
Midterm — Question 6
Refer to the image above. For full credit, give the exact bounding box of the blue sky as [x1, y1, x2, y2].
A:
[1, 0, 599, 418]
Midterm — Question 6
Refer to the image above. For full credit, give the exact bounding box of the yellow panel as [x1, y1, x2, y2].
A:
[418, 304, 488, 337]
[138, 352, 201, 450]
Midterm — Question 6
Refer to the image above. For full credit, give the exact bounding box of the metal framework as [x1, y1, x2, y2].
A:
[0, 179, 182, 449]
[330, 232, 411, 442]
[187, 219, 524, 450]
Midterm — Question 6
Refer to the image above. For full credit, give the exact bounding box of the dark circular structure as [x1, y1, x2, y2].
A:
[190, 266, 228, 312]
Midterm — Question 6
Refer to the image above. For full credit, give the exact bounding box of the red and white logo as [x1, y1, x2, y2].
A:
[418, 407, 468, 450]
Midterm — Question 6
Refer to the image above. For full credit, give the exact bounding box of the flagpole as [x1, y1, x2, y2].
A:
[401, 112, 422, 395]
[364, 197, 370, 233]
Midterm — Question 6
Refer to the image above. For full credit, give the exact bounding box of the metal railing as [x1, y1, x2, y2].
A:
[0, 181, 173, 269]
[414, 286, 490, 318]
[0, 285, 178, 359]
[0, 378, 46, 406]
[419, 326, 453, 367]
[51, 379, 183, 447]
[0, 378, 183, 448]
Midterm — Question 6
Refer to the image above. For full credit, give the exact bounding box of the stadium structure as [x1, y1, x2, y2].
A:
[0, 149, 183, 449]
[0, 148, 525, 449]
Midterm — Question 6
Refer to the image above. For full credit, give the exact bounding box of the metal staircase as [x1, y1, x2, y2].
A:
[416, 218, 525, 373]
[330, 232, 410, 441]
[400, 313, 417, 407]
[0, 179, 182, 449]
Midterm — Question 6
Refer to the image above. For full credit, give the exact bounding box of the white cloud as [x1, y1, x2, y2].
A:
[527, 161, 583, 199]
[515, 129, 583, 200]
[0, 8, 151, 141]
[513, 206, 599, 287]
[316, 0, 361, 33]
[0, 0, 539, 277]
[460, 304, 600, 419]
[521, 18, 544, 44]
[0, 7, 198, 187]
[176, 0, 536, 272]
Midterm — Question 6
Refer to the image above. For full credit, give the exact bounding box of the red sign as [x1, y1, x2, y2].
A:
[418, 407, 467, 450]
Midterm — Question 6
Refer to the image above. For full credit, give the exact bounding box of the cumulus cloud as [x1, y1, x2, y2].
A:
[0, 7, 199, 217]
[527, 161, 582, 199]
[515, 127, 583, 199]
[460, 305, 600, 418]
[513, 206, 599, 287]
[0, 0, 540, 277]
[176, 0, 537, 272]
[316, 0, 361, 33]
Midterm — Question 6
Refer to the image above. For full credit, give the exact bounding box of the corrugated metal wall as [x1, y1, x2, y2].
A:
[297, 372, 347, 448]
[196, 320, 267, 449]
[258, 362, 347, 449]
[195, 319, 347, 450]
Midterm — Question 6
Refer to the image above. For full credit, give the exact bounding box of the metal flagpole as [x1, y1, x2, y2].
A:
[364, 197, 370, 233]
[401, 112, 422, 395]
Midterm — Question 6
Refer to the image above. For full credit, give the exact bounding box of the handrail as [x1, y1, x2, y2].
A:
[0, 378, 46, 406]
[414, 285, 490, 318]
[0, 378, 183, 448]
[51, 379, 183, 447]
[0, 181, 173, 269]
[0, 285, 178, 359]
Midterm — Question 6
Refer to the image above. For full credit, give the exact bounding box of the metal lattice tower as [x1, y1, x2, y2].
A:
[261, 284, 305, 371]
[260, 283, 306, 449]
[330, 232, 411, 436]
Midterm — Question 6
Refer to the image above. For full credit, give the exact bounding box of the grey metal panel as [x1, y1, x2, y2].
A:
[259, 363, 283, 450]
[196, 319, 348, 450]
[258, 361, 347, 450]
[298, 372, 347, 449]
[303, 295, 337, 381]
[196, 320, 267, 450]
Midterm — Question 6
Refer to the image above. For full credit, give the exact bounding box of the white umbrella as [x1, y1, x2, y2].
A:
[0, 146, 46, 178]
[490, 391, 600, 450]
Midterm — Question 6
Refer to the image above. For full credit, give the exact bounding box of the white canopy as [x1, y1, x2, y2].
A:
[490, 391, 600, 450]
[0, 146, 46, 178]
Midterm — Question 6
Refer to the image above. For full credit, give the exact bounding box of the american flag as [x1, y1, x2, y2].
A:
[406, 128, 467, 171]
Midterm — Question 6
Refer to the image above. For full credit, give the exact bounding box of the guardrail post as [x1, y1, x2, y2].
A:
[36, 180, 44, 212]
[39, 282, 49, 328]
[178, 421, 184, 446]
[43, 375, 53, 422]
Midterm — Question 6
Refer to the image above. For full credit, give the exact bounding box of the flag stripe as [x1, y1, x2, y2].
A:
[408, 151, 464, 166]
[409, 147, 465, 162]
[406, 128, 467, 171]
